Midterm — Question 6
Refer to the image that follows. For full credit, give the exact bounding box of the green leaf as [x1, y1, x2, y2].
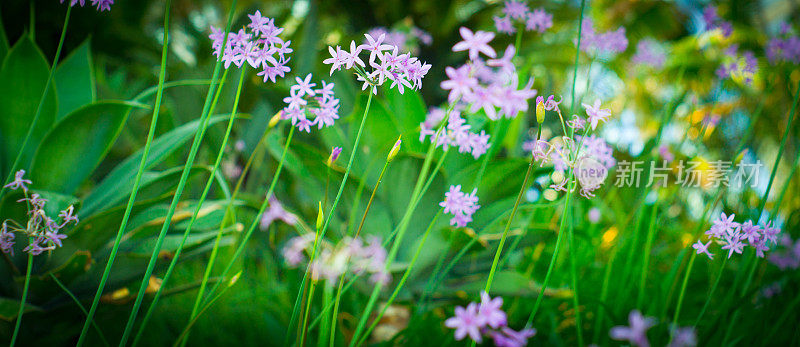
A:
[29, 101, 139, 194]
[0, 35, 57, 178]
[81, 116, 228, 217]
[0, 15, 8, 61]
[55, 39, 95, 121]
[0, 297, 42, 321]
[383, 88, 427, 154]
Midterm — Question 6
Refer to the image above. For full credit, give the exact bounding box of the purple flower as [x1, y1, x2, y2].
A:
[502, 0, 529, 20]
[23, 238, 55, 256]
[610, 310, 655, 347]
[525, 8, 553, 33]
[259, 195, 298, 230]
[439, 185, 480, 227]
[4, 170, 32, 193]
[209, 14, 291, 82]
[582, 99, 611, 130]
[452, 27, 497, 61]
[440, 65, 477, 103]
[478, 292, 507, 328]
[580, 19, 628, 55]
[692, 240, 714, 260]
[668, 327, 697, 347]
[490, 327, 537, 347]
[89, 0, 113, 11]
[0, 222, 15, 256]
[328, 147, 343, 165]
[721, 233, 745, 258]
[632, 39, 666, 69]
[494, 16, 516, 35]
[588, 207, 601, 223]
[58, 205, 79, 226]
[445, 302, 484, 343]
[281, 75, 340, 132]
[359, 33, 393, 64]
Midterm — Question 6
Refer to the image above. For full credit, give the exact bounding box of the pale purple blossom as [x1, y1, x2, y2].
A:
[478, 291, 507, 329]
[445, 303, 484, 343]
[259, 195, 298, 230]
[494, 16, 516, 35]
[525, 8, 553, 33]
[439, 185, 481, 228]
[582, 99, 611, 130]
[668, 327, 697, 347]
[490, 327, 537, 347]
[580, 18, 628, 55]
[452, 27, 497, 61]
[610, 310, 655, 347]
[692, 240, 714, 260]
[209, 13, 291, 82]
[280, 74, 341, 132]
[502, 0, 529, 20]
[3, 170, 32, 193]
[632, 39, 666, 69]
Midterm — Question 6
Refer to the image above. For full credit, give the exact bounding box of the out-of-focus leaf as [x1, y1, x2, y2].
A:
[30, 101, 140, 194]
[0, 34, 57, 178]
[0, 297, 42, 321]
[0, 15, 8, 61]
[81, 116, 228, 217]
[383, 88, 428, 154]
[54, 39, 95, 120]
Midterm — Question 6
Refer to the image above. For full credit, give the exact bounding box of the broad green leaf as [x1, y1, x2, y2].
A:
[29, 101, 139, 194]
[0, 297, 42, 321]
[0, 35, 57, 178]
[383, 88, 428, 154]
[54, 39, 95, 120]
[81, 116, 228, 217]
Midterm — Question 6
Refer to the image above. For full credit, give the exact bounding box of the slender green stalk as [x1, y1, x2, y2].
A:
[118, 13, 233, 347]
[10, 253, 33, 347]
[0, 6, 71, 201]
[672, 252, 696, 325]
[637, 201, 659, 309]
[693, 256, 729, 326]
[77, 1, 184, 344]
[187, 101, 266, 323]
[185, 126, 295, 333]
[485, 151, 537, 292]
[319, 285, 333, 347]
[286, 87, 376, 345]
[356, 210, 443, 345]
[130, 67, 247, 346]
[300, 277, 318, 347]
[173, 272, 242, 347]
[739, 78, 800, 295]
[50, 274, 110, 347]
[329, 150, 393, 345]
[765, 291, 800, 342]
[592, 241, 621, 344]
[567, 206, 584, 347]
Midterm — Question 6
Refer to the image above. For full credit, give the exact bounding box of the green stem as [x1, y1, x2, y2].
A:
[10, 253, 33, 347]
[76, 1, 183, 344]
[50, 273, 110, 347]
[592, 242, 621, 344]
[173, 272, 242, 347]
[355, 159, 389, 238]
[668, 252, 695, 345]
[637, 201, 659, 309]
[130, 66, 247, 346]
[186, 126, 295, 331]
[187, 99, 265, 324]
[0, 6, 71, 201]
[693, 256, 729, 326]
[484, 151, 536, 292]
[286, 87, 375, 345]
[567, 206, 584, 347]
[569, 0, 587, 114]
[356, 210, 443, 345]
[764, 292, 800, 342]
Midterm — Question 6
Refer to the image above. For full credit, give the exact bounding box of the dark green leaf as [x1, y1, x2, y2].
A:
[54, 39, 95, 121]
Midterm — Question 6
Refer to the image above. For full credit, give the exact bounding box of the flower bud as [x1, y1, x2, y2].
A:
[316, 201, 324, 230]
[388, 136, 401, 162]
[326, 147, 343, 167]
[734, 148, 748, 165]
[536, 96, 546, 124]
[269, 110, 283, 128]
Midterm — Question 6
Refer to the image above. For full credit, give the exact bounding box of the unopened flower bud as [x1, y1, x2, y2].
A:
[735, 149, 748, 165]
[536, 96, 546, 124]
[327, 147, 343, 166]
[316, 201, 324, 230]
[269, 110, 283, 128]
[388, 137, 401, 162]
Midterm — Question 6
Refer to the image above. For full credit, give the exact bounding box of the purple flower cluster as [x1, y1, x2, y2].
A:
[715, 45, 758, 85]
[419, 107, 491, 159]
[768, 234, 800, 270]
[325, 33, 431, 94]
[281, 73, 341, 132]
[444, 40, 538, 120]
[59, 0, 113, 12]
[209, 11, 292, 83]
[365, 26, 432, 54]
[1, 171, 77, 256]
[493, 0, 553, 35]
[766, 23, 800, 65]
[579, 18, 628, 55]
[282, 235, 391, 285]
[259, 195, 298, 230]
[440, 185, 480, 227]
[609, 310, 655, 347]
[444, 292, 535, 346]
[702, 5, 732, 38]
[632, 39, 667, 69]
[693, 212, 780, 260]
